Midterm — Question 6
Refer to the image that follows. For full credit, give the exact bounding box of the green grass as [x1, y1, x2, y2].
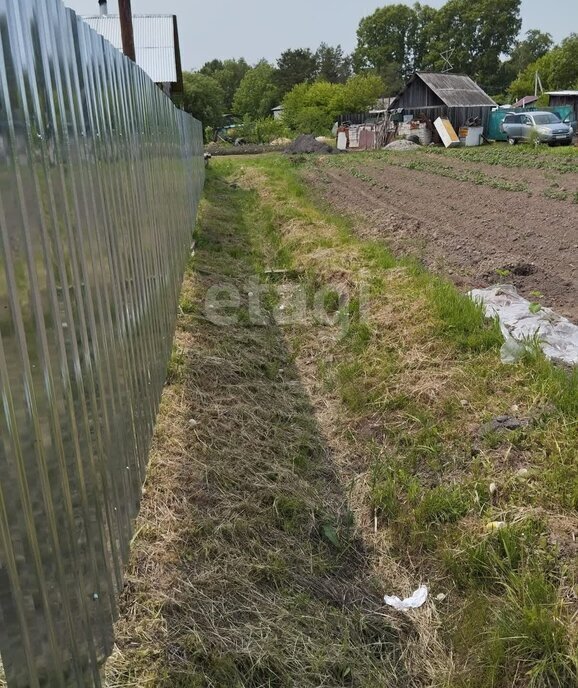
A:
[108, 157, 420, 688]
[237, 154, 577, 687]
[165, 343, 185, 384]
[414, 272, 503, 352]
[417, 142, 578, 174]
[112, 153, 578, 688]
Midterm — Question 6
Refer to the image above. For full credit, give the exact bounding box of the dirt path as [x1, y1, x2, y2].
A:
[307, 155, 578, 321]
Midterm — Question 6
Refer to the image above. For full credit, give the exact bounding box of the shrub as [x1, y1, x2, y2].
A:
[236, 117, 292, 144]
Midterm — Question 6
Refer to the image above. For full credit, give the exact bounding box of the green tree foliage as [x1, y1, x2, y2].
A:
[282, 74, 384, 134]
[315, 43, 352, 83]
[340, 74, 385, 112]
[493, 30, 553, 96]
[233, 61, 280, 119]
[354, 0, 522, 94]
[236, 117, 292, 144]
[199, 59, 223, 77]
[425, 0, 522, 90]
[181, 72, 225, 131]
[200, 58, 250, 110]
[282, 81, 340, 133]
[275, 49, 318, 97]
[412, 2, 439, 70]
[354, 3, 423, 89]
[509, 34, 578, 99]
[510, 30, 554, 74]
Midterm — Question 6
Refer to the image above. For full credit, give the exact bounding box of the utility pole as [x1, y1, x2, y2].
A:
[118, 0, 136, 62]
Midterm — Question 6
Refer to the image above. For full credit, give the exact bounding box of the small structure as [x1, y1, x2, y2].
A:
[389, 72, 497, 133]
[547, 91, 578, 121]
[272, 105, 284, 120]
[83, 14, 183, 95]
[513, 95, 539, 108]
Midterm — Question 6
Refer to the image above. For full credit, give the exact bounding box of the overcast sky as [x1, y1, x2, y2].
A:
[64, 0, 578, 71]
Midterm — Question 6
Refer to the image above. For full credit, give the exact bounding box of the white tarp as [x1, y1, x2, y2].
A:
[470, 284, 578, 366]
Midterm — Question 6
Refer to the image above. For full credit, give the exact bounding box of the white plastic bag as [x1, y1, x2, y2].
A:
[384, 585, 428, 610]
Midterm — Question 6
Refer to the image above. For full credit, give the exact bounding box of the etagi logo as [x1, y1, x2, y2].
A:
[204, 275, 369, 334]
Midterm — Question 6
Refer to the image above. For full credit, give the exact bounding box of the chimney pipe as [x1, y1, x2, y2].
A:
[98, 0, 108, 16]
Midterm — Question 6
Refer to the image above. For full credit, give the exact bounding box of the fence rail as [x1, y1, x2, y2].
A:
[0, 1, 204, 685]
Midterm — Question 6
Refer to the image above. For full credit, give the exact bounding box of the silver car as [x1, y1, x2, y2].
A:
[500, 111, 574, 146]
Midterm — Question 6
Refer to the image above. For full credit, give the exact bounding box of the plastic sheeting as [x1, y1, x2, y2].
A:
[470, 285, 578, 366]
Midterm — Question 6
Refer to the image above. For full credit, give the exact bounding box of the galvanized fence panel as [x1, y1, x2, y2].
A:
[0, 1, 204, 684]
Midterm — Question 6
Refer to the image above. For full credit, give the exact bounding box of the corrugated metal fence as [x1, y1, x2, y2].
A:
[0, 0, 204, 685]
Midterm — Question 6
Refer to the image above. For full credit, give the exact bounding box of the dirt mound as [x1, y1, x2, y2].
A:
[384, 139, 420, 151]
[285, 134, 334, 155]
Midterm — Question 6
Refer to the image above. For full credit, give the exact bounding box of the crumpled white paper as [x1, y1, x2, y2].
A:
[470, 284, 578, 366]
[383, 585, 428, 610]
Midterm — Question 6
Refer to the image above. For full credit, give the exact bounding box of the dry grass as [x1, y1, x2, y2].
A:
[229, 156, 578, 687]
[105, 166, 449, 687]
[106, 154, 577, 688]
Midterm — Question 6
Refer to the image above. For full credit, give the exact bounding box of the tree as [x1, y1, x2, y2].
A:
[233, 60, 280, 119]
[509, 30, 554, 74]
[315, 43, 351, 83]
[282, 74, 385, 134]
[199, 59, 224, 78]
[200, 58, 250, 111]
[353, 3, 424, 86]
[548, 34, 578, 89]
[354, 0, 521, 92]
[509, 34, 578, 99]
[275, 49, 318, 96]
[340, 74, 385, 112]
[282, 81, 342, 133]
[181, 72, 225, 131]
[491, 29, 553, 95]
[411, 3, 439, 70]
[425, 0, 522, 90]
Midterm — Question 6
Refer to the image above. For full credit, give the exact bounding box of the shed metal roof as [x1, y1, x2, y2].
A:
[513, 95, 539, 108]
[547, 91, 578, 97]
[413, 72, 496, 107]
[82, 14, 179, 84]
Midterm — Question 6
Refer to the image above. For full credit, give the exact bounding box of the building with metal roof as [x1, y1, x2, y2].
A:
[513, 95, 540, 108]
[389, 72, 497, 132]
[547, 91, 578, 123]
[83, 14, 183, 94]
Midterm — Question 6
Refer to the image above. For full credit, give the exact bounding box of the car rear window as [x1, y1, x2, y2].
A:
[504, 114, 519, 123]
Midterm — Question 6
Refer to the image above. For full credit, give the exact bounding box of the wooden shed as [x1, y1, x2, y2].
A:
[547, 92, 578, 121]
[389, 72, 497, 133]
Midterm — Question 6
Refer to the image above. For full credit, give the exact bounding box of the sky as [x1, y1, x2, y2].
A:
[64, 0, 578, 72]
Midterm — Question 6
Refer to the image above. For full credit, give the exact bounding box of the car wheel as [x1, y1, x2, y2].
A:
[507, 137, 517, 146]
